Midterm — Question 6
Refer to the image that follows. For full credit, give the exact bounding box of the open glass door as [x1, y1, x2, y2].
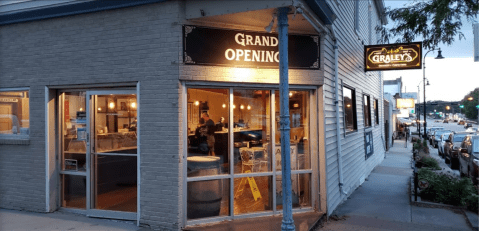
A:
[86, 90, 137, 220]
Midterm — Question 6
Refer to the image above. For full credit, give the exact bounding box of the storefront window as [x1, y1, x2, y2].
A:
[233, 176, 272, 215]
[343, 86, 357, 132]
[187, 179, 230, 219]
[63, 92, 87, 172]
[187, 88, 230, 176]
[233, 90, 271, 174]
[275, 91, 310, 171]
[186, 87, 312, 221]
[276, 174, 311, 210]
[0, 89, 29, 138]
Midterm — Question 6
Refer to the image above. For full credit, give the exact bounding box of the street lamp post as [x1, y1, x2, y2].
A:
[417, 79, 429, 134]
[422, 48, 444, 138]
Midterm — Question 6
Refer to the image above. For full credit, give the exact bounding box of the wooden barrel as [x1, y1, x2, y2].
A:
[187, 156, 222, 219]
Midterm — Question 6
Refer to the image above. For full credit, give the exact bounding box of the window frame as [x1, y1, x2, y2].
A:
[363, 94, 371, 128]
[342, 85, 358, 133]
[0, 87, 30, 142]
[183, 85, 315, 225]
[374, 98, 379, 125]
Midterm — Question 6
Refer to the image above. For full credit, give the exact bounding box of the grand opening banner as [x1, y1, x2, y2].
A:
[364, 42, 422, 71]
[183, 25, 320, 69]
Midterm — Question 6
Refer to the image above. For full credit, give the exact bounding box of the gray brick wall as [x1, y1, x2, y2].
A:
[0, 1, 183, 230]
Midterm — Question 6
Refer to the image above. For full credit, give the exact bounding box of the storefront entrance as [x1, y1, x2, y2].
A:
[59, 89, 137, 220]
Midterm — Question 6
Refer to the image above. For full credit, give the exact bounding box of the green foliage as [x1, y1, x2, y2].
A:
[465, 194, 478, 212]
[376, 0, 479, 50]
[460, 88, 479, 120]
[413, 139, 429, 154]
[419, 157, 441, 170]
[418, 168, 477, 207]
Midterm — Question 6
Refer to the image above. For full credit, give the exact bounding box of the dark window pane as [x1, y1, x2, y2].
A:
[363, 95, 371, 127]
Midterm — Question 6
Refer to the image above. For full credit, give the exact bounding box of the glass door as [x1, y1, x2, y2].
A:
[86, 90, 137, 220]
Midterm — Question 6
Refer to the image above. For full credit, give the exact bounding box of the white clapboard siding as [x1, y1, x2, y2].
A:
[323, 0, 386, 215]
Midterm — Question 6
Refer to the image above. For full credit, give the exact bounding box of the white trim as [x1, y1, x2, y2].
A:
[187, 174, 231, 182]
[228, 87, 234, 218]
[271, 90, 277, 213]
[87, 209, 136, 221]
[185, 81, 318, 90]
[59, 171, 86, 176]
[0, 0, 95, 15]
[181, 82, 188, 228]
[136, 82, 141, 226]
[45, 86, 49, 212]
[0, 87, 29, 92]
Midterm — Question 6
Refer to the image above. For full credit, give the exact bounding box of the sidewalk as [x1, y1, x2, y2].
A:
[0, 209, 148, 231]
[315, 139, 478, 231]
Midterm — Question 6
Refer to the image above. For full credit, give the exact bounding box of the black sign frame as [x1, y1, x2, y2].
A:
[364, 42, 422, 72]
[183, 25, 320, 70]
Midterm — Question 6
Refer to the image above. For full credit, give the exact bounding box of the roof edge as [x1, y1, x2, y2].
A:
[0, 0, 167, 26]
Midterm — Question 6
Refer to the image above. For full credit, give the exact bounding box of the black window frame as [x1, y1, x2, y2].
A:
[343, 85, 357, 132]
[374, 98, 379, 125]
[363, 94, 371, 128]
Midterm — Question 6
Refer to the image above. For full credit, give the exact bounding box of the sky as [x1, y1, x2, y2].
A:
[382, 0, 479, 102]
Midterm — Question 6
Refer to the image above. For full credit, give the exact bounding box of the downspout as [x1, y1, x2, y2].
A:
[329, 25, 348, 197]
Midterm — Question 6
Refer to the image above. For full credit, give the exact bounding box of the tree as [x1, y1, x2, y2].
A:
[461, 88, 479, 120]
[376, 0, 479, 50]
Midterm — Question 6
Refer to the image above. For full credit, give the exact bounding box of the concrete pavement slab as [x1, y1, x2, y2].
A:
[411, 206, 471, 230]
[319, 214, 469, 231]
[0, 209, 145, 231]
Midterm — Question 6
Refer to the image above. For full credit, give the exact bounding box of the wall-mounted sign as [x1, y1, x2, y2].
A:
[183, 25, 319, 69]
[364, 42, 422, 71]
[396, 98, 415, 109]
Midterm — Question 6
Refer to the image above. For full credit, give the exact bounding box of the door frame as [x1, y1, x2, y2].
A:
[85, 89, 137, 220]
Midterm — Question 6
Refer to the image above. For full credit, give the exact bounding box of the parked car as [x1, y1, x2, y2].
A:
[443, 119, 449, 123]
[432, 129, 451, 148]
[427, 127, 444, 144]
[438, 132, 452, 157]
[465, 123, 473, 129]
[458, 120, 466, 125]
[458, 135, 479, 184]
[444, 132, 474, 169]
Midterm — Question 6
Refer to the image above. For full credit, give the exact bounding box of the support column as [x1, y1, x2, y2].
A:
[277, 7, 295, 231]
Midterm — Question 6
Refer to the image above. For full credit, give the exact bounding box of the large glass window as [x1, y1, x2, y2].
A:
[343, 86, 357, 132]
[363, 94, 371, 127]
[186, 87, 312, 221]
[0, 89, 29, 138]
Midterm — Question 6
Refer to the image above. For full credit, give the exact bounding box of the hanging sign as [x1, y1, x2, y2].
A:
[364, 42, 422, 71]
[183, 25, 319, 69]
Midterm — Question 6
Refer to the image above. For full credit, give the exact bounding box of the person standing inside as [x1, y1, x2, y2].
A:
[202, 113, 216, 156]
